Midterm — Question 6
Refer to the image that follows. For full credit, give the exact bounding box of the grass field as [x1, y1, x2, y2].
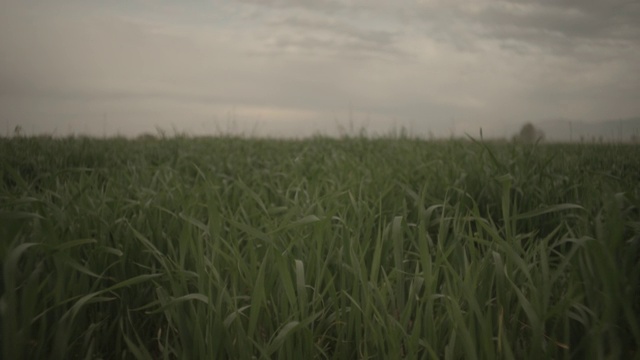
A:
[1, 135, 639, 359]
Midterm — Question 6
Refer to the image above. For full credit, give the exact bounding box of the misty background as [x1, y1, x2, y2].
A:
[1, 0, 640, 140]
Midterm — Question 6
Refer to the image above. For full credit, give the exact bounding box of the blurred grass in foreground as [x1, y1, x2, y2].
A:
[1, 135, 639, 359]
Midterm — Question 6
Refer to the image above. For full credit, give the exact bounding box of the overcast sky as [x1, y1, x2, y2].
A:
[1, 0, 639, 138]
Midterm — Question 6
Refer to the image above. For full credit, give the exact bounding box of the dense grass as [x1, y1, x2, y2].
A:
[1, 135, 639, 359]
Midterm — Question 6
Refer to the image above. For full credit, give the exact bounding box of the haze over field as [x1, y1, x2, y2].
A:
[1, 0, 640, 139]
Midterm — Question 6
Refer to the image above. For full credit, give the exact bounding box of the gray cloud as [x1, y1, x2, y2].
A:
[1, 0, 639, 138]
[407, 0, 640, 58]
[236, 0, 346, 14]
[261, 16, 406, 59]
[480, 2, 640, 54]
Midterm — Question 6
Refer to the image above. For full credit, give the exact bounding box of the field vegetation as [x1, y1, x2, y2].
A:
[1, 135, 639, 359]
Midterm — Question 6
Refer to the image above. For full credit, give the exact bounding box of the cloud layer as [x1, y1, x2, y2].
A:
[1, 0, 639, 138]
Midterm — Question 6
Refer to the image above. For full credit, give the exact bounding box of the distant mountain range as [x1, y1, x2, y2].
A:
[535, 117, 640, 143]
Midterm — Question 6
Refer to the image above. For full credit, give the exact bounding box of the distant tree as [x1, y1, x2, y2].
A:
[514, 123, 544, 143]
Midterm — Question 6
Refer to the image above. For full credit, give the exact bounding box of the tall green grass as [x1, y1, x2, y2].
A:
[1, 135, 639, 359]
